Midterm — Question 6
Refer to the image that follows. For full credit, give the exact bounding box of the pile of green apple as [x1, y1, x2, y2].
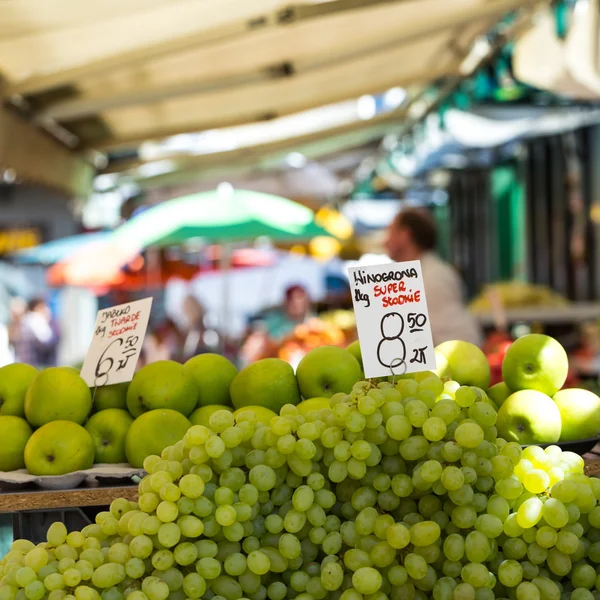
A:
[0, 353, 241, 476]
[436, 333, 600, 446]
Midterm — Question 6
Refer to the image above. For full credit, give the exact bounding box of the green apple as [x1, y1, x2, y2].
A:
[230, 358, 300, 413]
[433, 350, 452, 380]
[85, 409, 134, 464]
[0, 416, 32, 471]
[25, 367, 92, 427]
[125, 409, 192, 468]
[297, 398, 331, 415]
[0, 363, 38, 418]
[92, 383, 129, 412]
[24, 421, 95, 476]
[189, 405, 233, 427]
[552, 388, 600, 441]
[233, 406, 277, 425]
[184, 353, 238, 407]
[496, 390, 562, 445]
[296, 346, 362, 399]
[487, 382, 512, 409]
[346, 341, 363, 370]
[502, 334, 568, 396]
[435, 341, 490, 389]
[126, 360, 198, 418]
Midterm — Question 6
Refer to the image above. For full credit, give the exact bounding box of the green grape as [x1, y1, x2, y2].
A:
[352, 567, 382, 594]
[498, 559, 523, 587]
[465, 531, 490, 563]
[151, 549, 174, 571]
[16, 567, 37, 587]
[461, 562, 489, 588]
[496, 478, 523, 500]
[454, 423, 484, 448]
[92, 564, 126, 588]
[571, 589, 594, 600]
[515, 581, 541, 600]
[224, 553, 246, 577]
[24, 581, 45, 600]
[24, 547, 49, 572]
[432, 576, 457, 600]
[385, 415, 413, 441]
[75, 560, 94, 581]
[536, 526, 558, 549]
[504, 538, 527, 560]
[195, 557, 221, 579]
[129, 536, 153, 559]
[454, 387, 476, 407]
[46, 523, 68, 547]
[410, 521, 441, 546]
[44, 573, 65, 592]
[523, 469, 550, 494]
[267, 581, 287, 600]
[292, 486, 315, 512]
[65, 531, 85, 549]
[440, 466, 464, 491]
[517, 497, 544, 529]
[157, 523, 180, 548]
[404, 553, 428, 579]
[125, 557, 145, 580]
[246, 551, 270, 575]
[556, 531, 579, 555]
[542, 498, 569, 529]
[63, 567, 81, 587]
[475, 514, 503, 539]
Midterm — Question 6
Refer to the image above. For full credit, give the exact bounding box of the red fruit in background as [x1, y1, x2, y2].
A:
[483, 332, 513, 356]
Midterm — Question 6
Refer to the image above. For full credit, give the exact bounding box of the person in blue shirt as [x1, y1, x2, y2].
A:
[260, 285, 313, 340]
[240, 285, 313, 365]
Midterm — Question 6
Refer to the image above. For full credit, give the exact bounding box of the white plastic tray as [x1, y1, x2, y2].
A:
[0, 464, 145, 490]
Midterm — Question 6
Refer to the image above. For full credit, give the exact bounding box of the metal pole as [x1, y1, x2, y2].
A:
[220, 243, 232, 355]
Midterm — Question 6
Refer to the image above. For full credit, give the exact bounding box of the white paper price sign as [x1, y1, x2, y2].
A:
[348, 260, 435, 378]
[80, 298, 153, 387]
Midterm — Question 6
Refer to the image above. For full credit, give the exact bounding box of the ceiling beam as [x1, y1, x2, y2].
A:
[84, 67, 452, 152]
[0, 104, 94, 198]
[7, 0, 404, 98]
[100, 103, 413, 175]
[37, 0, 527, 122]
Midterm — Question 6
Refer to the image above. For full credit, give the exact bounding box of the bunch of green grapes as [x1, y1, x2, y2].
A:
[2, 371, 600, 600]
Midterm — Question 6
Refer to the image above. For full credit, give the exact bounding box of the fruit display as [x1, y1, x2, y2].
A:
[3, 352, 600, 600]
[469, 281, 568, 312]
[0, 352, 239, 478]
[272, 319, 347, 364]
[319, 310, 357, 336]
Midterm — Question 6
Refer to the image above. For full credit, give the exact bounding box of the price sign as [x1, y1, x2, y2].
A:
[80, 298, 153, 387]
[348, 260, 435, 378]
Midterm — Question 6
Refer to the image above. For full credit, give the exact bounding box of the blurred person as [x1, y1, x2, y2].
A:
[13, 298, 60, 368]
[181, 295, 210, 361]
[239, 285, 313, 365]
[384, 207, 483, 347]
[262, 284, 313, 340]
[4, 297, 26, 364]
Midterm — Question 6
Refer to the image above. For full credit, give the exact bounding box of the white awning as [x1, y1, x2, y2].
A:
[0, 0, 535, 190]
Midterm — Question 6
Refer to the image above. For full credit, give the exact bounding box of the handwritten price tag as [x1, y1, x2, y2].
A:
[80, 298, 153, 387]
[348, 260, 435, 378]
